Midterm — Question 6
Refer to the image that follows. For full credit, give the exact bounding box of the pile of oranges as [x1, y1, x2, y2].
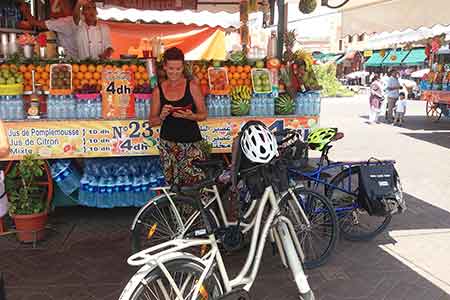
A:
[17, 64, 50, 92]
[72, 63, 149, 92]
[225, 65, 252, 90]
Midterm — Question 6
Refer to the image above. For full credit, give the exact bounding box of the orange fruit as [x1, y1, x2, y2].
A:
[97, 79, 102, 86]
[232, 72, 240, 80]
[237, 79, 244, 86]
[134, 72, 142, 80]
[43, 84, 49, 91]
[36, 65, 44, 73]
[236, 66, 243, 73]
[229, 65, 236, 73]
[25, 84, 32, 91]
[104, 64, 113, 71]
[72, 64, 80, 72]
[73, 78, 80, 87]
[41, 72, 49, 80]
[138, 79, 145, 86]
[76, 72, 84, 80]
[85, 72, 93, 80]
[19, 65, 27, 72]
[122, 64, 130, 71]
[45, 64, 50, 72]
[244, 78, 251, 86]
[81, 79, 89, 86]
[88, 64, 96, 72]
[37, 79, 46, 86]
[243, 65, 251, 73]
[96, 65, 103, 72]
[230, 78, 237, 86]
[34, 72, 41, 80]
[138, 65, 146, 73]
[240, 72, 248, 80]
[24, 72, 32, 80]
[79, 64, 87, 73]
[89, 79, 97, 86]
[93, 72, 101, 80]
[130, 64, 138, 72]
[142, 72, 149, 80]
[27, 64, 35, 71]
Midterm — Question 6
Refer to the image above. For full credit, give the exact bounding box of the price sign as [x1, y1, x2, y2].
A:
[102, 70, 134, 119]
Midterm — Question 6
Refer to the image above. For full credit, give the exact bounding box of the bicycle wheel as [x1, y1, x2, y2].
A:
[127, 259, 225, 300]
[131, 195, 219, 254]
[326, 166, 392, 241]
[279, 187, 339, 269]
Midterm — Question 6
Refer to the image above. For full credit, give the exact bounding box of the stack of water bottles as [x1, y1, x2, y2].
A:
[295, 91, 321, 116]
[206, 95, 231, 117]
[250, 93, 275, 116]
[78, 157, 166, 208]
[50, 159, 82, 195]
[0, 95, 25, 120]
[134, 94, 151, 119]
[47, 95, 76, 119]
[75, 94, 102, 119]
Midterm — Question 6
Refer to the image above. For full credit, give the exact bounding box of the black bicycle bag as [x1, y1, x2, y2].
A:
[357, 162, 405, 217]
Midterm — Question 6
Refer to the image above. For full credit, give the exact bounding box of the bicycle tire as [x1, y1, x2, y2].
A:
[131, 195, 219, 254]
[126, 259, 225, 300]
[325, 166, 392, 241]
[279, 187, 339, 269]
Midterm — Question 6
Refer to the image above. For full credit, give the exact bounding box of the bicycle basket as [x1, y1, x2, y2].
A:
[358, 162, 406, 217]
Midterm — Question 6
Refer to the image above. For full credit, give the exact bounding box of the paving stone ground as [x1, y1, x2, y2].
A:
[1, 96, 450, 300]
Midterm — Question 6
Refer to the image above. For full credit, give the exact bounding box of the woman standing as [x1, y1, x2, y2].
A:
[368, 75, 383, 124]
[149, 47, 208, 186]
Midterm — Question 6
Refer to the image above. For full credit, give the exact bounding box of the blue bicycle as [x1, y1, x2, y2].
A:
[278, 128, 404, 241]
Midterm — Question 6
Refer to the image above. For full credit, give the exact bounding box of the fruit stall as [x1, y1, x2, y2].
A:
[0, 0, 323, 217]
[417, 38, 450, 121]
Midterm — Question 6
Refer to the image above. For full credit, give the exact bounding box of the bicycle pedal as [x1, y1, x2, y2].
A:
[217, 289, 250, 300]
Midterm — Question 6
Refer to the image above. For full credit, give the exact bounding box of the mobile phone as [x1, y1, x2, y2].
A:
[170, 104, 192, 113]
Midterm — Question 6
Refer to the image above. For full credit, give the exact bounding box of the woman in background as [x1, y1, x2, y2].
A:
[368, 75, 383, 124]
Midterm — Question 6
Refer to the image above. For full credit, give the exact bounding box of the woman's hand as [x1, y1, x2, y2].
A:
[172, 109, 195, 120]
[160, 105, 173, 121]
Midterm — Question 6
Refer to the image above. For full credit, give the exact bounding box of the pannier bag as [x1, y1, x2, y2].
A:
[358, 162, 406, 217]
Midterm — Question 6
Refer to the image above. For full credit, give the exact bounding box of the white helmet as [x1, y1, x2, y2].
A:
[240, 123, 278, 164]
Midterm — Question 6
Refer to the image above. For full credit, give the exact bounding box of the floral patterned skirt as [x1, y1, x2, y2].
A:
[158, 138, 206, 186]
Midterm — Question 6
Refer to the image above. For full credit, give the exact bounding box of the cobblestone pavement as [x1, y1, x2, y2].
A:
[1, 96, 450, 300]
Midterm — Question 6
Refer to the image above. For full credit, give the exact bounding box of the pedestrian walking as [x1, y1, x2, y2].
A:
[368, 75, 383, 124]
[394, 92, 407, 126]
[385, 70, 402, 123]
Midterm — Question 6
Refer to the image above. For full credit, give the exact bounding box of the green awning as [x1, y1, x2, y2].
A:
[364, 51, 388, 67]
[382, 50, 411, 66]
[402, 48, 426, 66]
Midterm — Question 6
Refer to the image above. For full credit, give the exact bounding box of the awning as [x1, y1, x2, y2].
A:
[402, 48, 427, 66]
[364, 51, 388, 67]
[341, 0, 450, 36]
[381, 50, 411, 66]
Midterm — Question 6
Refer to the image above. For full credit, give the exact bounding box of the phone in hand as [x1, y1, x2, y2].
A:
[169, 104, 192, 113]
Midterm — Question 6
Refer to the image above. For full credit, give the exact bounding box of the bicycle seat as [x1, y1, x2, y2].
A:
[332, 132, 344, 141]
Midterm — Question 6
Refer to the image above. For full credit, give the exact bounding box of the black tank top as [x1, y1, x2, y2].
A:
[159, 80, 202, 143]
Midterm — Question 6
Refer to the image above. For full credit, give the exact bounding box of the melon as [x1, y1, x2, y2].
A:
[275, 94, 295, 115]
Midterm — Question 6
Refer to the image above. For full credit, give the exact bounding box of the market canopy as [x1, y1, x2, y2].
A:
[100, 0, 242, 13]
[104, 21, 227, 60]
[364, 51, 388, 67]
[381, 50, 411, 67]
[341, 0, 450, 36]
[402, 48, 427, 66]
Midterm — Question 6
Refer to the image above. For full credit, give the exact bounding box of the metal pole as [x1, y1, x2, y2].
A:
[276, 0, 285, 60]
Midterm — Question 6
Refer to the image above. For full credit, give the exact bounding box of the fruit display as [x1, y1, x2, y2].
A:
[275, 94, 295, 115]
[229, 50, 246, 65]
[50, 64, 72, 93]
[192, 63, 209, 95]
[0, 64, 24, 95]
[251, 68, 272, 94]
[208, 67, 230, 95]
[231, 85, 251, 116]
[227, 64, 252, 90]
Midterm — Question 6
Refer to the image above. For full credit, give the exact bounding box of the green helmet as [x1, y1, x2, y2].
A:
[307, 128, 337, 151]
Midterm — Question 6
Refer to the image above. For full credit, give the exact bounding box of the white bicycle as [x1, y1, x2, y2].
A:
[120, 121, 316, 300]
[120, 167, 314, 300]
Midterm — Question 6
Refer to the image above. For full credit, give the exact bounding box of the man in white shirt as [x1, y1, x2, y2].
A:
[385, 70, 402, 123]
[73, 0, 114, 60]
[19, 3, 78, 59]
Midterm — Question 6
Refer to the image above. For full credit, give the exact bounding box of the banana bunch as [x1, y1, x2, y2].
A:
[230, 85, 251, 102]
[294, 50, 314, 71]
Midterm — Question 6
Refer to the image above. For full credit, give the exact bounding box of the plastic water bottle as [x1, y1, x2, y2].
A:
[267, 95, 275, 116]
[296, 93, 303, 116]
[104, 176, 114, 208]
[79, 174, 90, 206]
[95, 95, 102, 119]
[5, 96, 13, 120]
[132, 175, 143, 206]
[123, 173, 133, 206]
[96, 177, 107, 208]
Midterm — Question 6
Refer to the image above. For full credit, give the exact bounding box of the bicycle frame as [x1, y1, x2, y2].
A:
[121, 185, 312, 300]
